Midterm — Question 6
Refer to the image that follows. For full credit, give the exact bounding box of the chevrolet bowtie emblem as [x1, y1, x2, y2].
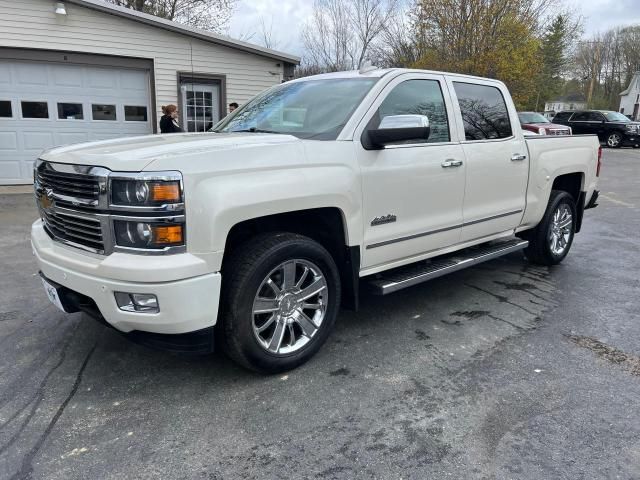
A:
[40, 188, 54, 210]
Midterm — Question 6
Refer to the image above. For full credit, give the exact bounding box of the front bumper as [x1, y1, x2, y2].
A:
[32, 220, 221, 337]
[622, 132, 640, 146]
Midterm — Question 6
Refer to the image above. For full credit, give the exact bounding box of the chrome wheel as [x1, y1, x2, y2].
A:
[549, 204, 573, 256]
[607, 133, 621, 147]
[252, 259, 328, 355]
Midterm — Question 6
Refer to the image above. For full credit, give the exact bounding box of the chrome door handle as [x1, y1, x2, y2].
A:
[511, 154, 527, 161]
[441, 159, 463, 168]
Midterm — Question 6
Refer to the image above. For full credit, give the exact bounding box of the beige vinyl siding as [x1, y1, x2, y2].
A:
[0, 0, 285, 118]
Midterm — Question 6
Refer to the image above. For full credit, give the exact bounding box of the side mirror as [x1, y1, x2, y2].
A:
[363, 114, 430, 150]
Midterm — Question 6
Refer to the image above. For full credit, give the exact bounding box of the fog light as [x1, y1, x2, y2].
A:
[115, 292, 159, 313]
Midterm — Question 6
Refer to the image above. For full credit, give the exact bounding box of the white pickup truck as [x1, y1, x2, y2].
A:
[31, 68, 600, 372]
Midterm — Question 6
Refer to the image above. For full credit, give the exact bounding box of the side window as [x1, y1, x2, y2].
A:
[571, 112, 590, 121]
[58, 103, 84, 120]
[92, 104, 117, 121]
[375, 79, 450, 144]
[554, 112, 572, 122]
[21, 101, 49, 119]
[587, 112, 604, 122]
[124, 106, 148, 122]
[453, 82, 512, 140]
[0, 101, 11, 118]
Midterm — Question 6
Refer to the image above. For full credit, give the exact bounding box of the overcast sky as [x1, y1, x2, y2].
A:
[228, 0, 640, 57]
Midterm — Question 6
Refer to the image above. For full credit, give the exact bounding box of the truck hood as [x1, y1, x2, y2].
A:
[40, 132, 302, 172]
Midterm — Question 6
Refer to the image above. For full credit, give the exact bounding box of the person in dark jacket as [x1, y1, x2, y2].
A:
[159, 104, 183, 133]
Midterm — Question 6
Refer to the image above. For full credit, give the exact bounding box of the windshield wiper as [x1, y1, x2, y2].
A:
[231, 127, 281, 134]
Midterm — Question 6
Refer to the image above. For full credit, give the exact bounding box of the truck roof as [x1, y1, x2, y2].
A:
[288, 68, 506, 85]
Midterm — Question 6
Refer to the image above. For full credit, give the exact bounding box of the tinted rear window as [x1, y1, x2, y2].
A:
[553, 112, 573, 121]
[453, 82, 512, 140]
[570, 112, 591, 121]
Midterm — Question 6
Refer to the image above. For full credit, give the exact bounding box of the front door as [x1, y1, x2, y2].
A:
[448, 80, 528, 242]
[180, 83, 220, 132]
[356, 73, 466, 270]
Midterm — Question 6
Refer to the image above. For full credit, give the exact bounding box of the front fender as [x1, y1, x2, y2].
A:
[184, 142, 362, 270]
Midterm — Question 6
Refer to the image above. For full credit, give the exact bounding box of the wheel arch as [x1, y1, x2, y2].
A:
[551, 172, 585, 232]
[222, 208, 361, 311]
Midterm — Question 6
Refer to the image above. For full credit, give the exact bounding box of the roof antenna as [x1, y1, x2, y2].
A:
[359, 60, 377, 74]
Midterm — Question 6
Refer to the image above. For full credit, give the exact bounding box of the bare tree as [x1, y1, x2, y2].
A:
[573, 25, 640, 109]
[301, 0, 398, 72]
[258, 16, 279, 50]
[106, 0, 236, 33]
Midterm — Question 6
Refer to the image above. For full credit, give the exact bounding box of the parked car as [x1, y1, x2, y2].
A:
[32, 68, 601, 373]
[553, 110, 640, 148]
[518, 111, 572, 135]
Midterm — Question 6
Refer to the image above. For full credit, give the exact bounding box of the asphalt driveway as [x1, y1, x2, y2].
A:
[1, 149, 639, 479]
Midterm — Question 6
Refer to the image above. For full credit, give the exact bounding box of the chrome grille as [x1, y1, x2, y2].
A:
[39, 204, 105, 252]
[36, 164, 100, 203]
[35, 160, 109, 253]
[548, 129, 571, 136]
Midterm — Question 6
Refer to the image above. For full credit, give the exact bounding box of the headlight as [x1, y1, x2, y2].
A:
[111, 179, 182, 206]
[538, 127, 546, 135]
[114, 220, 184, 249]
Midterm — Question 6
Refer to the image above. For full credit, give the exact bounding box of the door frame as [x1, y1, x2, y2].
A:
[177, 72, 226, 130]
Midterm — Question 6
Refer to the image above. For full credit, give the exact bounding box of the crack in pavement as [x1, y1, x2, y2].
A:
[9, 343, 97, 480]
[0, 323, 80, 448]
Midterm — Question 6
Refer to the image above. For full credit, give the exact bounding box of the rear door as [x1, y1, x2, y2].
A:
[568, 111, 599, 135]
[447, 78, 528, 243]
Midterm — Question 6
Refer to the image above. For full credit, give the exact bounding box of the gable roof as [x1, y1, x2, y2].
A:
[620, 72, 640, 96]
[64, 0, 300, 64]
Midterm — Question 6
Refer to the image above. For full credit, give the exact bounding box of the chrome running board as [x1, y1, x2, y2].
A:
[367, 238, 529, 295]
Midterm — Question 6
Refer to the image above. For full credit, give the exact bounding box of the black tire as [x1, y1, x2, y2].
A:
[606, 132, 623, 148]
[523, 190, 577, 266]
[220, 232, 341, 373]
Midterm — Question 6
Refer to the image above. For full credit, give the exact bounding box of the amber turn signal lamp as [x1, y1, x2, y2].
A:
[152, 225, 183, 245]
[151, 182, 181, 202]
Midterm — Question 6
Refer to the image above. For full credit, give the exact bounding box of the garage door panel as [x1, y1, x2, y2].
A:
[16, 63, 49, 86]
[23, 131, 54, 150]
[57, 132, 90, 145]
[53, 67, 84, 88]
[2, 59, 152, 184]
[88, 69, 118, 89]
[0, 65, 11, 84]
[0, 132, 18, 151]
[20, 160, 36, 180]
[0, 161, 21, 180]
[120, 70, 148, 92]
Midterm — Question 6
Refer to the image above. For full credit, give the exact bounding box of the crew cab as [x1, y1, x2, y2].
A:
[31, 68, 601, 373]
[553, 109, 640, 148]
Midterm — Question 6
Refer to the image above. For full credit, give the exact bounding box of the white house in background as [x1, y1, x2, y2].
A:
[544, 93, 587, 118]
[619, 72, 640, 121]
[0, 0, 299, 184]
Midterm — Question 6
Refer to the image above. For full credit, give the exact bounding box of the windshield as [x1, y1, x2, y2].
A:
[603, 111, 630, 122]
[214, 78, 379, 140]
[518, 112, 549, 124]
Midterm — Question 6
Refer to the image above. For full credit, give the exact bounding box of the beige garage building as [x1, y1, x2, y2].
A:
[0, 0, 299, 184]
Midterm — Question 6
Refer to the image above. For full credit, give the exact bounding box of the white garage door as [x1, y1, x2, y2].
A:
[0, 60, 152, 184]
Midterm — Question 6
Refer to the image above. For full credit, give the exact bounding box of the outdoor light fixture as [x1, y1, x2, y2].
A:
[55, 2, 67, 15]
